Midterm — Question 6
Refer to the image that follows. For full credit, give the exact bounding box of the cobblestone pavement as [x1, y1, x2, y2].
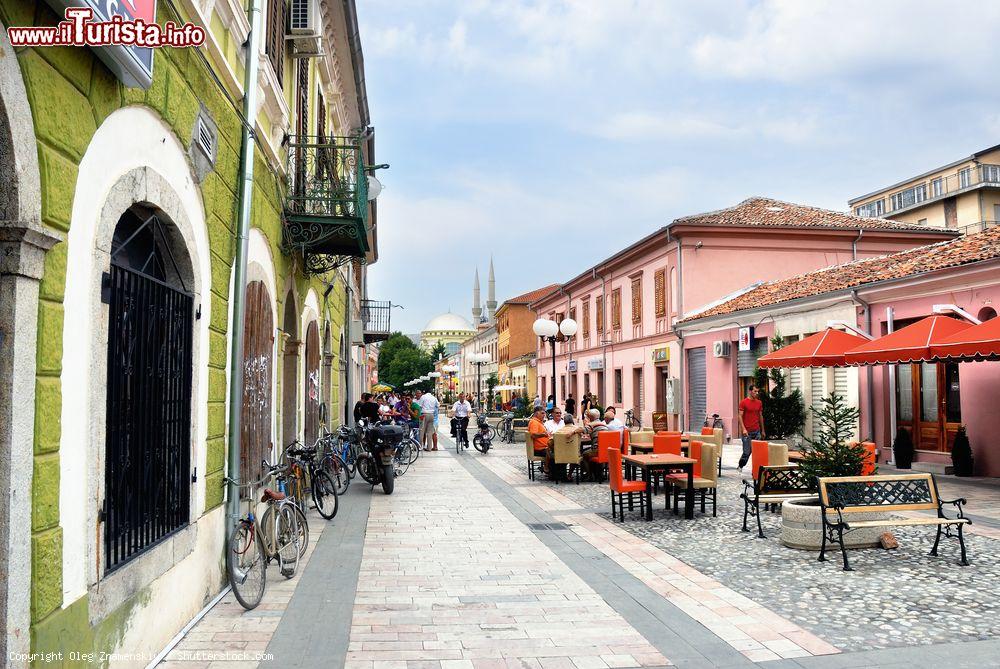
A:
[157, 430, 1000, 669]
[489, 442, 1000, 653]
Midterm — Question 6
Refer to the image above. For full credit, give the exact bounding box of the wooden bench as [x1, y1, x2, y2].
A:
[741, 465, 816, 538]
[818, 473, 971, 571]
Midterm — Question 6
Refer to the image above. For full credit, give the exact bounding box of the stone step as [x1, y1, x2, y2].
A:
[912, 461, 954, 475]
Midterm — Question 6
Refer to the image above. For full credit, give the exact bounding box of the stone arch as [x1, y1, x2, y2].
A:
[0, 23, 58, 664]
[280, 289, 300, 449]
[58, 107, 210, 610]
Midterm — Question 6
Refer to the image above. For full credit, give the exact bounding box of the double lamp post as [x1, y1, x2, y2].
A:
[532, 317, 577, 407]
[466, 352, 492, 412]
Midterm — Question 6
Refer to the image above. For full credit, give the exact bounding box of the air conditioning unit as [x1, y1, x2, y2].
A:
[712, 340, 731, 358]
[287, 0, 324, 58]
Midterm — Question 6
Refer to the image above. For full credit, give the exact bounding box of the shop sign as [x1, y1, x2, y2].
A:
[568, 360, 578, 372]
[48, 0, 157, 88]
[587, 358, 604, 370]
[738, 326, 754, 352]
[652, 412, 670, 432]
[652, 347, 669, 364]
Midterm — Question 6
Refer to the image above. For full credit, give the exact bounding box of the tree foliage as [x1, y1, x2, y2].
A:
[486, 373, 499, 410]
[429, 341, 447, 363]
[752, 334, 807, 439]
[377, 332, 434, 391]
[799, 392, 866, 482]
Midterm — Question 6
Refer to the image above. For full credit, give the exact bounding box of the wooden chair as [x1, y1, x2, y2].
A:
[524, 439, 545, 481]
[553, 430, 582, 484]
[608, 448, 648, 521]
[768, 442, 789, 467]
[669, 442, 719, 516]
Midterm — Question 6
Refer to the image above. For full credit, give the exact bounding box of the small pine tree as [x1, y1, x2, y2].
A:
[892, 427, 914, 469]
[799, 392, 866, 482]
[752, 334, 807, 439]
[951, 426, 974, 476]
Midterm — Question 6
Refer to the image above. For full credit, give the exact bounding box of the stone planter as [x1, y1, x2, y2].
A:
[781, 498, 889, 551]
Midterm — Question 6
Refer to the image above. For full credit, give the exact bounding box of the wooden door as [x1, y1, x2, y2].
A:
[304, 321, 321, 446]
[898, 362, 961, 452]
[241, 281, 273, 492]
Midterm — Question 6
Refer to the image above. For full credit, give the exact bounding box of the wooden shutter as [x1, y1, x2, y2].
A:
[596, 295, 604, 333]
[266, 0, 285, 84]
[582, 300, 590, 337]
[631, 277, 641, 324]
[241, 281, 274, 494]
[654, 269, 666, 318]
[612, 288, 621, 329]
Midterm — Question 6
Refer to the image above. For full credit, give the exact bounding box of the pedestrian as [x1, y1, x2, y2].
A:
[579, 392, 592, 420]
[738, 385, 766, 475]
[416, 389, 440, 451]
[533, 394, 541, 411]
[452, 392, 472, 447]
[354, 392, 380, 424]
[564, 393, 576, 417]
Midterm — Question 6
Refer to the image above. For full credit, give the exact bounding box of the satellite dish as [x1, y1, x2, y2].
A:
[367, 175, 383, 201]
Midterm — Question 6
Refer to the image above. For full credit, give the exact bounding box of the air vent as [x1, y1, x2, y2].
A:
[195, 116, 215, 161]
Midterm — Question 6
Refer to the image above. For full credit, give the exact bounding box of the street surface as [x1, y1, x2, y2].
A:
[158, 427, 1000, 669]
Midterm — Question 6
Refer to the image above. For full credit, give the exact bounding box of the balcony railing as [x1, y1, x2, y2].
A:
[855, 163, 1000, 217]
[958, 220, 999, 236]
[283, 135, 370, 272]
[360, 299, 391, 343]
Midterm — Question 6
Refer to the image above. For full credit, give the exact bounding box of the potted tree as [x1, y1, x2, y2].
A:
[781, 393, 887, 550]
[892, 427, 914, 469]
[753, 335, 806, 444]
[951, 426, 975, 476]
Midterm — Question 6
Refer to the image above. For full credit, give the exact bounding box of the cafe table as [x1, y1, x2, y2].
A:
[622, 453, 697, 520]
[788, 450, 806, 463]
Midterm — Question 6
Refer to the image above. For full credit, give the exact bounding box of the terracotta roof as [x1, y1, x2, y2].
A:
[672, 197, 959, 234]
[503, 283, 561, 306]
[684, 225, 1000, 322]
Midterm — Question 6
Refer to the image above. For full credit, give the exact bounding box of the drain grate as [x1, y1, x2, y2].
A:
[526, 522, 570, 531]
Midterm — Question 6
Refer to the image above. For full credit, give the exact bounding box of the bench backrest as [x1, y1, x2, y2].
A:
[818, 473, 938, 514]
[757, 465, 815, 495]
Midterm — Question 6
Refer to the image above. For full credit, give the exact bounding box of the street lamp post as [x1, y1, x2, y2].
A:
[532, 317, 577, 410]
[467, 352, 491, 412]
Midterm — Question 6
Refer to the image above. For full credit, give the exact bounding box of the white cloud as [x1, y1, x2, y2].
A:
[587, 109, 826, 146]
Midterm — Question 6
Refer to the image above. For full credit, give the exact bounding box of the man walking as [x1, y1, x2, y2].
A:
[416, 389, 440, 451]
[738, 385, 766, 474]
[453, 392, 472, 449]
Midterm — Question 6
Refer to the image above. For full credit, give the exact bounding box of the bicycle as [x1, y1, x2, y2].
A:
[498, 413, 515, 444]
[276, 447, 311, 558]
[624, 408, 642, 431]
[285, 441, 340, 520]
[317, 430, 352, 496]
[704, 413, 724, 430]
[224, 462, 302, 610]
[454, 415, 471, 453]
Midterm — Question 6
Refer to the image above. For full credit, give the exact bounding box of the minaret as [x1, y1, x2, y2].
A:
[487, 256, 497, 324]
[472, 267, 482, 324]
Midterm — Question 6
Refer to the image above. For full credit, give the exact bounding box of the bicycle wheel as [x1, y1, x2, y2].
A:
[311, 469, 339, 520]
[227, 521, 266, 610]
[291, 503, 308, 558]
[473, 434, 487, 453]
[275, 505, 299, 578]
[487, 425, 497, 440]
[357, 454, 379, 484]
[323, 454, 350, 496]
[406, 438, 420, 464]
[343, 440, 358, 477]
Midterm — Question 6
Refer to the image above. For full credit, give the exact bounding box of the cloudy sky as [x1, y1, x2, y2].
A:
[359, 0, 1000, 335]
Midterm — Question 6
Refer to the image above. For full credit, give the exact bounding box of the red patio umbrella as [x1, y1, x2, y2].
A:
[757, 328, 869, 368]
[930, 317, 1000, 361]
[843, 315, 973, 365]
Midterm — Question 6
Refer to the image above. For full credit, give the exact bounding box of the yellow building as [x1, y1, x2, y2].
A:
[850, 144, 1000, 234]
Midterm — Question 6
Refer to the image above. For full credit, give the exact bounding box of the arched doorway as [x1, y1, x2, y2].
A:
[240, 281, 273, 489]
[281, 294, 299, 449]
[303, 320, 320, 445]
[103, 206, 194, 570]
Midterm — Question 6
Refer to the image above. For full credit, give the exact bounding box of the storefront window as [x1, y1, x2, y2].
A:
[945, 363, 961, 423]
[919, 362, 938, 422]
[896, 364, 913, 421]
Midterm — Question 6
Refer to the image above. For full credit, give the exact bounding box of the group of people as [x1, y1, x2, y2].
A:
[526, 403, 626, 480]
[352, 390, 441, 450]
[531, 392, 603, 422]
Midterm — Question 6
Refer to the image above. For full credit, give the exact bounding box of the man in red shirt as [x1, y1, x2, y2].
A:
[737, 385, 765, 474]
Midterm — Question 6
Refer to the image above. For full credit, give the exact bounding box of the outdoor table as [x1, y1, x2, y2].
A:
[622, 453, 697, 520]
[788, 450, 806, 463]
[631, 443, 691, 456]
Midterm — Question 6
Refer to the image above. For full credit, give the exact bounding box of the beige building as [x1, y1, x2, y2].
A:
[419, 312, 477, 357]
[850, 144, 1000, 234]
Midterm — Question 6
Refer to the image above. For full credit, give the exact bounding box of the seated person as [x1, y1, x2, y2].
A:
[604, 406, 624, 430]
[527, 407, 550, 456]
[544, 407, 565, 434]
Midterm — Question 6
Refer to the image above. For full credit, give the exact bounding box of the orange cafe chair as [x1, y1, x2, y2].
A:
[664, 439, 703, 504]
[653, 433, 681, 456]
[622, 429, 631, 455]
[750, 440, 769, 480]
[608, 447, 648, 522]
[700, 427, 715, 437]
[596, 431, 620, 481]
[688, 439, 703, 477]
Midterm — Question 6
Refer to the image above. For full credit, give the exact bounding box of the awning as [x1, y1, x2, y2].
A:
[844, 315, 972, 365]
[757, 328, 869, 368]
[931, 317, 1000, 361]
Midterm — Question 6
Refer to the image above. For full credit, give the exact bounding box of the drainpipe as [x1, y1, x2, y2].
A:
[851, 290, 875, 441]
[852, 229, 863, 261]
[225, 0, 264, 523]
[344, 277, 354, 426]
[673, 229, 686, 431]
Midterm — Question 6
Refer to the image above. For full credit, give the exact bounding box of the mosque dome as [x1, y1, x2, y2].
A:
[422, 312, 475, 333]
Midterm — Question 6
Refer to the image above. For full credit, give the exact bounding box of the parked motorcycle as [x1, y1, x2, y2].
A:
[355, 419, 403, 494]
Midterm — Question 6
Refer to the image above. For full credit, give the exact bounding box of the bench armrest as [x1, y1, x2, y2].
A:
[739, 478, 755, 501]
[938, 497, 970, 522]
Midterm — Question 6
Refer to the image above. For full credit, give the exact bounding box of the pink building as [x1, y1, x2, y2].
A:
[676, 226, 1000, 476]
[529, 197, 956, 428]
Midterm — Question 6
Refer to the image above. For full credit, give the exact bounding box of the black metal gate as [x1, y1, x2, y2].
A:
[104, 261, 193, 570]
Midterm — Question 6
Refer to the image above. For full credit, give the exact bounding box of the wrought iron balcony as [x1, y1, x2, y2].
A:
[283, 135, 370, 271]
[360, 299, 391, 343]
